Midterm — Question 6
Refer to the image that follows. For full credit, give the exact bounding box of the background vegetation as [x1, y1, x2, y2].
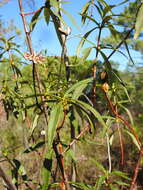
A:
[0, 0, 143, 190]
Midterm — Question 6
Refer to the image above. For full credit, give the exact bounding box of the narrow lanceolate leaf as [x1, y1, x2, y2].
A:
[76, 27, 97, 57]
[30, 114, 39, 135]
[47, 103, 63, 148]
[81, 1, 90, 24]
[71, 99, 107, 130]
[125, 130, 141, 151]
[60, 8, 79, 29]
[64, 77, 93, 97]
[82, 46, 93, 61]
[94, 176, 106, 190]
[42, 150, 53, 190]
[124, 41, 135, 64]
[30, 7, 43, 31]
[44, 7, 50, 26]
[134, 4, 143, 40]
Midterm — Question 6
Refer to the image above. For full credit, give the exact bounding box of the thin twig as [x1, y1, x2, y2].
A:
[92, 22, 103, 106]
[18, 0, 48, 126]
[62, 125, 90, 155]
[106, 133, 112, 173]
[129, 148, 143, 190]
[23, 7, 44, 16]
[45, 1, 71, 81]
[103, 91, 141, 147]
[107, 26, 134, 60]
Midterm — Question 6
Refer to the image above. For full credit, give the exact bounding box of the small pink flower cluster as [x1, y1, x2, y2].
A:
[24, 52, 46, 64]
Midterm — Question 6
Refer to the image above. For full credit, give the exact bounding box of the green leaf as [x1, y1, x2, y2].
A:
[61, 8, 79, 29]
[13, 65, 22, 77]
[94, 176, 106, 190]
[124, 41, 135, 64]
[30, 7, 43, 31]
[11, 48, 24, 57]
[119, 104, 134, 126]
[81, 1, 90, 24]
[64, 77, 93, 97]
[23, 141, 45, 153]
[76, 27, 97, 57]
[47, 103, 63, 148]
[103, 5, 114, 17]
[91, 159, 106, 174]
[44, 7, 50, 26]
[115, 181, 129, 186]
[108, 24, 119, 39]
[30, 114, 39, 135]
[82, 47, 93, 61]
[134, 4, 143, 40]
[71, 99, 107, 131]
[125, 130, 141, 151]
[42, 150, 53, 190]
[112, 170, 130, 180]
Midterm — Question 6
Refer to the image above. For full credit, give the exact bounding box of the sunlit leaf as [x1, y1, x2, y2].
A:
[61, 8, 79, 29]
[47, 102, 63, 148]
[82, 46, 93, 61]
[30, 114, 39, 135]
[134, 4, 143, 40]
[76, 27, 97, 57]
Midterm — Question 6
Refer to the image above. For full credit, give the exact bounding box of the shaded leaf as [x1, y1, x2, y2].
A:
[124, 41, 135, 64]
[94, 176, 106, 190]
[71, 99, 107, 131]
[112, 170, 130, 180]
[81, 1, 90, 24]
[44, 7, 50, 26]
[30, 7, 43, 31]
[42, 150, 53, 190]
[125, 130, 141, 150]
[23, 141, 45, 153]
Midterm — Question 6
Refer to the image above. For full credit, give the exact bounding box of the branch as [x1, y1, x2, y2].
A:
[103, 91, 141, 146]
[0, 165, 17, 190]
[18, 0, 48, 126]
[129, 148, 143, 190]
[62, 125, 90, 155]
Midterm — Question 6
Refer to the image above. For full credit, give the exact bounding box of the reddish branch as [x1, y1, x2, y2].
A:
[129, 148, 143, 190]
[22, 7, 44, 16]
[103, 90, 143, 189]
[103, 91, 141, 146]
[62, 125, 90, 155]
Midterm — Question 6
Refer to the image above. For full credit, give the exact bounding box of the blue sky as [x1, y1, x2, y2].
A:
[0, 0, 141, 70]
